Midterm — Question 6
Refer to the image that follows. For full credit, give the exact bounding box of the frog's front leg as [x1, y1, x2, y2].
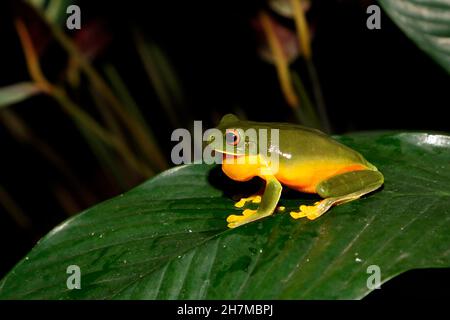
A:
[227, 174, 282, 228]
[290, 170, 384, 220]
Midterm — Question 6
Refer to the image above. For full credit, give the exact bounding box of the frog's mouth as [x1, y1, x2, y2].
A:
[213, 149, 244, 160]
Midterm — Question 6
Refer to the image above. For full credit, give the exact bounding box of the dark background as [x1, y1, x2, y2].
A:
[0, 0, 449, 299]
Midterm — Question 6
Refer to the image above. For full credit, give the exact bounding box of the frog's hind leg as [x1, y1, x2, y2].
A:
[290, 170, 384, 220]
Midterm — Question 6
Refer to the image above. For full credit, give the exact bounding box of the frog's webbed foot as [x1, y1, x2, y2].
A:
[234, 195, 261, 208]
[227, 209, 259, 228]
[227, 174, 282, 229]
[290, 200, 333, 220]
[290, 169, 384, 221]
[227, 195, 262, 228]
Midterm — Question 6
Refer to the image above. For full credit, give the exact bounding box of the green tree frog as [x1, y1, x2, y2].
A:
[208, 114, 384, 228]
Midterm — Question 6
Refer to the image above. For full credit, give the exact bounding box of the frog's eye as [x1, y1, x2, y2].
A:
[225, 129, 240, 146]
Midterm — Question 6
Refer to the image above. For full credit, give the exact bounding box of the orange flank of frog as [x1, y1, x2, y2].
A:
[222, 155, 368, 193]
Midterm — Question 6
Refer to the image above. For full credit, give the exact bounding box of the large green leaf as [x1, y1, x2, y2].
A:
[1, 132, 450, 299]
[379, 0, 450, 74]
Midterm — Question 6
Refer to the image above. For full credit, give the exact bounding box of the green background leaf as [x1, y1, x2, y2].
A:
[379, 0, 450, 74]
[1, 132, 449, 299]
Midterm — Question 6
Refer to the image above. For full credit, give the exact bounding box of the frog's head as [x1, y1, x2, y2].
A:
[205, 114, 258, 157]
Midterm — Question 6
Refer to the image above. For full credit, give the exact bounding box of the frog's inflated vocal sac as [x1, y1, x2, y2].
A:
[207, 114, 384, 228]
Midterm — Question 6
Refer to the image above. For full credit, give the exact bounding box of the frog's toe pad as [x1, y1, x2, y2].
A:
[302, 204, 321, 219]
[226, 209, 257, 228]
[290, 211, 307, 219]
[234, 196, 261, 208]
[290, 201, 327, 220]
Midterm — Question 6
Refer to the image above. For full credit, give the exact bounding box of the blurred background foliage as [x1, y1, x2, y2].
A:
[0, 0, 449, 277]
